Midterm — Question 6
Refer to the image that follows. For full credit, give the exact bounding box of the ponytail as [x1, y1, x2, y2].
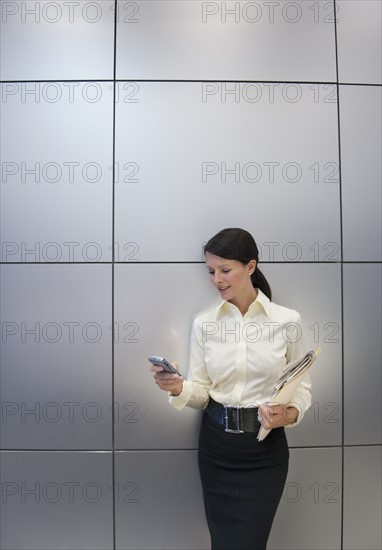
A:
[251, 267, 272, 301]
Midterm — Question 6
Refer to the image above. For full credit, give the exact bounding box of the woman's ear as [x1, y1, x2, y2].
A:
[248, 260, 257, 276]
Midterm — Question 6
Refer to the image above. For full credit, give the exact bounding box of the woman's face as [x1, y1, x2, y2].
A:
[205, 253, 256, 304]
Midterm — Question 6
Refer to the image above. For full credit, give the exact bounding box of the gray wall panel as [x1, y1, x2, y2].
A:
[114, 448, 343, 550]
[0, 0, 114, 80]
[343, 446, 382, 550]
[0, 82, 113, 263]
[115, 82, 340, 261]
[268, 447, 342, 550]
[115, 450, 209, 550]
[114, 263, 341, 449]
[337, 0, 382, 84]
[344, 264, 382, 445]
[114, 263, 218, 449]
[340, 86, 382, 261]
[266, 264, 342, 447]
[0, 451, 113, 550]
[116, 0, 336, 81]
[0, 265, 112, 449]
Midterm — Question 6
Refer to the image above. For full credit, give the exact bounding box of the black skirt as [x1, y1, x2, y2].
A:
[198, 411, 289, 550]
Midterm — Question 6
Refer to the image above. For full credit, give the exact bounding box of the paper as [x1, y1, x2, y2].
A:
[257, 348, 320, 441]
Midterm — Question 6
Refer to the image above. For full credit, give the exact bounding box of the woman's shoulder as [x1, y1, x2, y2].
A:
[256, 288, 301, 323]
[268, 299, 301, 323]
[192, 300, 224, 325]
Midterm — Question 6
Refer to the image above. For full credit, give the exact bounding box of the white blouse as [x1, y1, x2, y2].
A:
[169, 288, 312, 427]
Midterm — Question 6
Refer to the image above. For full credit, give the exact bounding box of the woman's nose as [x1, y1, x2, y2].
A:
[213, 272, 222, 284]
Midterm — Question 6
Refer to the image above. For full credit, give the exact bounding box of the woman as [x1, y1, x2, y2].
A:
[150, 228, 311, 550]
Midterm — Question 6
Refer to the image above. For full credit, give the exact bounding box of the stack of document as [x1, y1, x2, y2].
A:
[257, 348, 320, 441]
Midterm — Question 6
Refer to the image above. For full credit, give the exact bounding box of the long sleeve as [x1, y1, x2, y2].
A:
[169, 318, 212, 411]
[284, 313, 312, 428]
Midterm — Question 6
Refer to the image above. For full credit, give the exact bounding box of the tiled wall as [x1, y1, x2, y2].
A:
[0, 2, 381, 549]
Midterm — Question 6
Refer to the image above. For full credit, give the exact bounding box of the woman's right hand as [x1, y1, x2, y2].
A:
[149, 361, 184, 396]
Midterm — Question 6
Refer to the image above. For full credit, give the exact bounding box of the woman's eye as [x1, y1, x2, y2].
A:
[222, 270, 230, 274]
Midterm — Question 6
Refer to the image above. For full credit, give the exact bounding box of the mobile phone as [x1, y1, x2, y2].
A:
[148, 356, 182, 376]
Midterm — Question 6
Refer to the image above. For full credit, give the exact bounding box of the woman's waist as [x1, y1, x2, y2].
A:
[206, 397, 260, 433]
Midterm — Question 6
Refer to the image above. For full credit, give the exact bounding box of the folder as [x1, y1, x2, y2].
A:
[257, 348, 320, 441]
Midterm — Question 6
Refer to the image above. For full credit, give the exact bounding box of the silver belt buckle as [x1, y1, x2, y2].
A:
[224, 405, 244, 434]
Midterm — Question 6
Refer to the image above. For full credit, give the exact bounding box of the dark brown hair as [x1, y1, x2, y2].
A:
[204, 228, 272, 300]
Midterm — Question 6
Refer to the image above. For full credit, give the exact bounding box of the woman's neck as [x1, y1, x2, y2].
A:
[229, 288, 258, 316]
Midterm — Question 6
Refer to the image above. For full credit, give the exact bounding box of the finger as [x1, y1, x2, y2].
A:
[268, 404, 281, 416]
[259, 415, 272, 429]
[258, 404, 267, 420]
[149, 365, 164, 373]
[261, 403, 274, 419]
[154, 372, 181, 380]
[155, 379, 182, 391]
[159, 378, 183, 390]
[259, 404, 268, 415]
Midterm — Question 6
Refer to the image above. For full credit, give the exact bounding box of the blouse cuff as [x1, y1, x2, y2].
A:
[284, 398, 307, 428]
[168, 380, 192, 411]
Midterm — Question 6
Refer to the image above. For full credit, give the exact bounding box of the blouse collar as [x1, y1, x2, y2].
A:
[216, 288, 271, 318]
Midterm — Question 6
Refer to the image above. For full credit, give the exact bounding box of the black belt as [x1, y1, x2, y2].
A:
[206, 397, 260, 434]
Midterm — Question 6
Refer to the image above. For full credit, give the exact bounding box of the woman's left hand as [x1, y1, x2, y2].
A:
[258, 404, 299, 429]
